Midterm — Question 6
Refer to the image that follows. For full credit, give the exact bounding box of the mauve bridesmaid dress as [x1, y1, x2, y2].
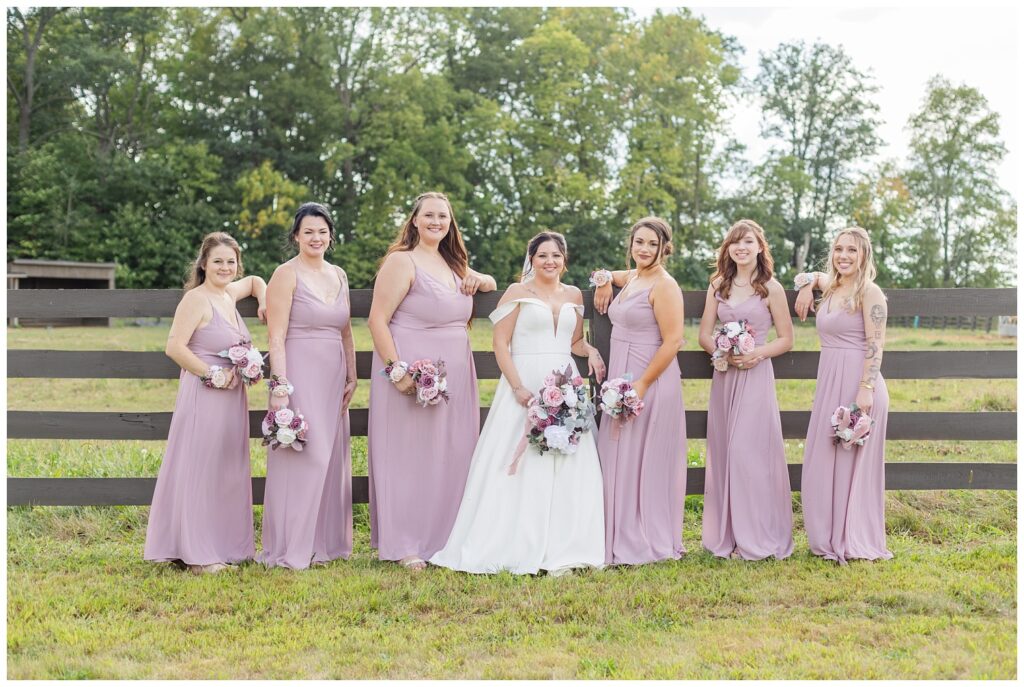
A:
[801, 297, 893, 564]
[258, 272, 352, 569]
[702, 292, 794, 560]
[596, 286, 688, 564]
[145, 305, 255, 565]
[368, 264, 479, 561]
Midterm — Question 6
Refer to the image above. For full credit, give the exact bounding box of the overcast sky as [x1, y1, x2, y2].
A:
[669, 5, 1019, 195]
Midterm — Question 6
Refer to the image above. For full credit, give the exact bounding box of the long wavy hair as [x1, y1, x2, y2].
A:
[820, 226, 880, 312]
[381, 192, 468, 278]
[709, 219, 773, 299]
[184, 232, 243, 290]
[625, 216, 674, 271]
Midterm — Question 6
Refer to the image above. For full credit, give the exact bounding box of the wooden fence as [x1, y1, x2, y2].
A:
[7, 287, 1017, 506]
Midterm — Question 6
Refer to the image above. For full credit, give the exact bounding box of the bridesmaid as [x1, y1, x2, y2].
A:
[697, 219, 794, 560]
[591, 217, 688, 565]
[795, 226, 893, 564]
[145, 232, 267, 574]
[367, 191, 496, 571]
[258, 202, 357, 569]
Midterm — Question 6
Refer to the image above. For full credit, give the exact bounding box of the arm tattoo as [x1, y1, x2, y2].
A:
[865, 342, 879, 359]
[864, 363, 881, 384]
[870, 304, 885, 328]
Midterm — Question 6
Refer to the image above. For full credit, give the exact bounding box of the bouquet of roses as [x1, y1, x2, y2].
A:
[710, 320, 756, 372]
[599, 373, 645, 423]
[218, 340, 266, 386]
[383, 358, 449, 407]
[830, 403, 874, 450]
[509, 365, 595, 475]
[261, 406, 309, 451]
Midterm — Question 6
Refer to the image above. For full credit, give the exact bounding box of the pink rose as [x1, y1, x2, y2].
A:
[245, 361, 263, 379]
[419, 374, 435, 388]
[572, 375, 584, 387]
[420, 385, 439, 401]
[275, 408, 295, 427]
[420, 362, 439, 376]
[228, 345, 249, 365]
[289, 416, 302, 430]
[715, 334, 732, 351]
[738, 334, 756, 354]
[542, 386, 564, 407]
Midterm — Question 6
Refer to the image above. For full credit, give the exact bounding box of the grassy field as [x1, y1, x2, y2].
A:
[6, 320, 1017, 678]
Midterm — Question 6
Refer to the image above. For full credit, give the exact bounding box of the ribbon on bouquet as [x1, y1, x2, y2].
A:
[507, 415, 533, 476]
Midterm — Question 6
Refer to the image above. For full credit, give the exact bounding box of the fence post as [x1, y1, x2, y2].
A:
[588, 287, 615, 428]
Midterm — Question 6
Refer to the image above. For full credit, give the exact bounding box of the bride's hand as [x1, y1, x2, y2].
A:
[512, 385, 533, 407]
[587, 348, 607, 383]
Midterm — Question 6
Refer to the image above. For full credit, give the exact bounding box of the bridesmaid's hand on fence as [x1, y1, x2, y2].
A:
[855, 387, 873, 415]
[342, 378, 357, 411]
[593, 283, 614, 315]
[257, 299, 268, 323]
[461, 272, 485, 296]
[794, 287, 815, 321]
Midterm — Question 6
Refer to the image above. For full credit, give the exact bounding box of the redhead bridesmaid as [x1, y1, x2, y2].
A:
[258, 202, 357, 569]
[795, 226, 893, 564]
[591, 217, 687, 565]
[367, 192, 496, 570]
[145, 232, 267, 574]
[698, 219, 794, 560]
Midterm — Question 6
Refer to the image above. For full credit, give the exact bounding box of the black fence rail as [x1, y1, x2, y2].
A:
[7, 287, 1017, 505]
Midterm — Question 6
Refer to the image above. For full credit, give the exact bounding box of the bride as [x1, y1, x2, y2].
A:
[430, 231, 607, 575]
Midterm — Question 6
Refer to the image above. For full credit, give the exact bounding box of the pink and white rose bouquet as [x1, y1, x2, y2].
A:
[509, 365, 595, 474]
[218, 340, 266, 386]
[599, 373, 645, 423]
[710, 319, 756, 372]
[382, 358, 450, 407]
[261, 406, 309, 451]
[830, 403, 874, 450]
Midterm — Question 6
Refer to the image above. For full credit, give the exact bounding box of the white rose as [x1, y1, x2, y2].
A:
[246, 349, 264, 366]
[725, 321, 742, 337]
[601, 389, 620, 407]
[210, 367, 228, 388]
[276, 427, 297, 445]
[543, 424, 572, 453]
[389, 364, 408, 383]
[562, 385, 577, 408]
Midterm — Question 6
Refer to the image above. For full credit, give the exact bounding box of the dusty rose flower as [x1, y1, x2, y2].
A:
[275, 408, 295, 427]
[245, 361, 263, 379]
[542, 386, 564, 407]
[420, 385, 439, 402]
[572, 375, 584, 386]
[715, 334, 732, 351]
[738, 334, 756, 354]
[228, 345, 249, 364]
[420, 374, 435, 388]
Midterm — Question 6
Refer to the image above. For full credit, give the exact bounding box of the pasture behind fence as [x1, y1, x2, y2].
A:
[6, 287, 1017, 505]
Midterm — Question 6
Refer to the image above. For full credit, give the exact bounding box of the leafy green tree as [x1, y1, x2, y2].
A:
[753, 40, 882, 281]
[905, 76, 1015, 287]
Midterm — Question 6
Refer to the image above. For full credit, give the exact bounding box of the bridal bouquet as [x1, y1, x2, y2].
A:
[830, 403, 874, 450]
[509, 365, 595, 475]
[599, 373, 645, 423]
[383, 358, 450, 407]
[710, 320, 756, 372]
[261, 407, 309, 451]
[218, 340, 266, 386]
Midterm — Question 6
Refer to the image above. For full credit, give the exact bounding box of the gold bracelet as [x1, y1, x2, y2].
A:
[860, 382, 874, 390]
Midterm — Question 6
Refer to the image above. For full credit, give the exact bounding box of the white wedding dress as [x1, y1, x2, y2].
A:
[430, 298, 606, 574]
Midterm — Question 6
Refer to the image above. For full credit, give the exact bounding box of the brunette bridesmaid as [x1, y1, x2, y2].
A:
[591, 217, 687, 565]
[698, 219, 794, 560]
[258, 203, 357, 569]
[145, 232, 267, 574]
[795, 227, 893, 564]
[367, 192, 496, 570]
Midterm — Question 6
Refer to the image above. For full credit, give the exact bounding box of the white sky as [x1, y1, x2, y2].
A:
[659, 5, 1020, 196]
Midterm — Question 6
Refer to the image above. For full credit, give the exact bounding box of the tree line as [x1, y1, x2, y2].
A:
[7, 7, 1016, 289]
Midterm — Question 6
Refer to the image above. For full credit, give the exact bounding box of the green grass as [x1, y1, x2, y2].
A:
[6, 321, 1018, 678]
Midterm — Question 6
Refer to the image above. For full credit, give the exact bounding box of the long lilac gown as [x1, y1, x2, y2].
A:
[596, 287, 687, 564]
[801, 297, 893, 564]
[145, 306, 255, 565]
[368, 264, 478, 561]
[702, 292, 794, 560]
[258, 272, 352, 569]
